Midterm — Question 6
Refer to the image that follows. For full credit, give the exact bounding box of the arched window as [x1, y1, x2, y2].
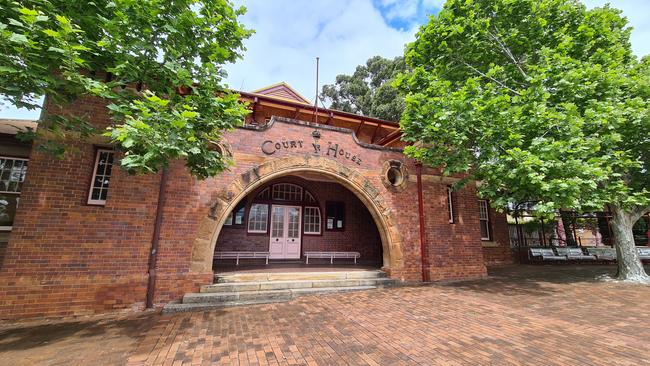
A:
[271, 183, 302, 201]
[243, 182, 323, 235]
[303, 206, 321, 235]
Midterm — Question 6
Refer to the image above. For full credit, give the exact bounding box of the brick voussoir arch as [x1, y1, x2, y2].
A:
[189, 155, 404, 276]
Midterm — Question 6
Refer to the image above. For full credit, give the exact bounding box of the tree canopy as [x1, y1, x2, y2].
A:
[320, 55, 405, 121]
[0, 0, 252, 178]
[397, 0, 649, 280]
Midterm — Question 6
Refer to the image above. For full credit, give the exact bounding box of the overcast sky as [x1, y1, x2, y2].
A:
[2, 0, 648, 119]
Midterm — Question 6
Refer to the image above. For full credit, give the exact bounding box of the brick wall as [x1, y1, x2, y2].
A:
[0, 143, 160, 319]
[482, 208, 516, 265]
[420, 181, 487, 281]
[0, 97, 162, 319]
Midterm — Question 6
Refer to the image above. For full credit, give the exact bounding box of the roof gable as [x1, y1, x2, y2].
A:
[251, 82, 311, 104]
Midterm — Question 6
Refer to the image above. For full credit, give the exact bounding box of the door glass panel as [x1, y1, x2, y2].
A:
[271, 206, 284, 237]
[288, 207, 300, 238]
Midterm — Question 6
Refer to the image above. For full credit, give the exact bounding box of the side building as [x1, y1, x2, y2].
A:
[0, 83, 513, 320]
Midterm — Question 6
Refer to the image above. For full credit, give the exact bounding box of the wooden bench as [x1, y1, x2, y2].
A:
[304, 251, 360, 264]
[529, 248, 567, 261]
[213, 251, 269, 265]
[555, 247, 597, 260]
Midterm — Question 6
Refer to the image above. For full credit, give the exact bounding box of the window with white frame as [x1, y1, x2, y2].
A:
[88, 149, 115, 205]
[478, 200, 490, 240]
[247, 203, 269, 233]
[447, 186, 454, 223]
[303, 206, 321, 234]
[0, 157, 28, 230]
[271, 183, 302, 201]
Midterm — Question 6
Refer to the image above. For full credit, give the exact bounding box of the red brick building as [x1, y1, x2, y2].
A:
[0, 83, 512, 320]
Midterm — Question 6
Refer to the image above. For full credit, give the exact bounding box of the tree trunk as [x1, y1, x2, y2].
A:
[610, 205, 650, 282]
[559, 210, 577, 246]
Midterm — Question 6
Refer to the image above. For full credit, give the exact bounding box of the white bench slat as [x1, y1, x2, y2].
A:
[304, 251, 360, 264]
[214, 251, 270, 265]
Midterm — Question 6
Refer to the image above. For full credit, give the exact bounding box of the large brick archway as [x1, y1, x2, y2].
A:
[189, 155, 405, 276]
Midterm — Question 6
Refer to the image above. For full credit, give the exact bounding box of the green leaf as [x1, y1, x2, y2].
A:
[47, 46, 66, 54]
[0, 66, 18, 74]
[180, 110, 197, 119]
[42, 29, 59, 37]
[9, 33, 28, 44]
[172, 119, 187, 128]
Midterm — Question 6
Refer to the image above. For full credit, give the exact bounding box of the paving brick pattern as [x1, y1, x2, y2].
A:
[1, 265, 649, 365]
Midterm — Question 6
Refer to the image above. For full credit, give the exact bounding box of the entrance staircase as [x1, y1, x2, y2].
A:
[163, 269, 394, 313]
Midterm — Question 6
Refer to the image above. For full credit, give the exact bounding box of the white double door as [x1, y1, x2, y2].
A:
[269, 205, 302, 259]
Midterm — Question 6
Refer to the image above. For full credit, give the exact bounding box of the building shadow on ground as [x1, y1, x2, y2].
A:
[0, 312, 159, 352]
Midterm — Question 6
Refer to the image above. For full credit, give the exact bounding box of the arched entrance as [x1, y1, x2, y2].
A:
[189, 156, 404, 276]
[212, 176, 384, 269]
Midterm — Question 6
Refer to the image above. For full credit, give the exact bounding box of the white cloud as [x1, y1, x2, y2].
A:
[421, 0, 446, 9]
[382, 0, 419, 20]
[223, 0, 417, 103]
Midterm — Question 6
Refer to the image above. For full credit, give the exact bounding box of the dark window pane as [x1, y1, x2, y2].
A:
[91, 188, 101, 200]
[235, 207, 245, 225]
[480, 221, 489, 239]
[100, 189, 108, 200]
[98, 161, 106, 175]
[0, 194, 19, 227]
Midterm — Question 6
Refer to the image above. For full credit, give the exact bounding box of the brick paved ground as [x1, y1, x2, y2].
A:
[1, 265, 649, 365]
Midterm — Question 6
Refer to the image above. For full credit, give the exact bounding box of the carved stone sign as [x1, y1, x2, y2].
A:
[261, 139, 362, 165]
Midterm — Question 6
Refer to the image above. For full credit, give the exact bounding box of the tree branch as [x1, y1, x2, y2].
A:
[487, 26, 529, 81]
[455, 58, 521, 96]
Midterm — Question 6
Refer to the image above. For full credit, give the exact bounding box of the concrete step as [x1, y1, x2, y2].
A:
[214, 269, 386, 283]
[164, 284, 381, 313]
[200, 277, 395, 293]
[184, 285, 377, 304]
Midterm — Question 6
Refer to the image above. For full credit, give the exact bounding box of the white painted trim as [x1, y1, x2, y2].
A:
[447, 186, 454, 223]
[247, 203, 269, 233]
[0, 156, 29, 161]
[303, 206, 321, 235]
[478, 199, 491, 241]
[87, 149, 114, 205]
[0, 156, 29, 194]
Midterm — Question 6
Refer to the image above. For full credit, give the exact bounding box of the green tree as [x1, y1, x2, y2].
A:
[320, 55, 405, 121]
[397, 0, 650, 281]
[0, 0, 252, 178]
